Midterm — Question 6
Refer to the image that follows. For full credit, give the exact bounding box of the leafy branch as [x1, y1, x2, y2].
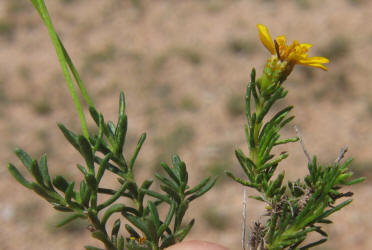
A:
[227, 68, 365, 250]
[9, 92, 216, 250]
[7, 1, 216, 249]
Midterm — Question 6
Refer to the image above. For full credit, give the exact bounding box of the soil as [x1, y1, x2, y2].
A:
[0, 0, 372, 249]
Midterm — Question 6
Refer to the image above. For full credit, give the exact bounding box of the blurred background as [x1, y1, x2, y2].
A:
[0, 0, 371, 249]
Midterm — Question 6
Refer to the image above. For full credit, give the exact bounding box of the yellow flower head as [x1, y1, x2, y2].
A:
[257, 24, 329, 71]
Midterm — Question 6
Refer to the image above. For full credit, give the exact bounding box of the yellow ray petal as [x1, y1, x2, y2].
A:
[302, 56, 330, 64]
[257, 24, 276, 55]
[305, 63, 328, 71]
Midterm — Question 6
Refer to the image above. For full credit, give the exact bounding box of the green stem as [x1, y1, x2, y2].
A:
[31, 0, 90, 139]
[152, 242, 159, 250]
[59, 37, 95, 107]
[87, 210, 116, 250]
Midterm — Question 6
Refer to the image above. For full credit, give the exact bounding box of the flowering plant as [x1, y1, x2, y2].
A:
[7, 1, 365, 250]
[226, 24, 364, 250]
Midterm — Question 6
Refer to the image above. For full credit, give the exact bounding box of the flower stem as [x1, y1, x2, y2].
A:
[30, 0, 90, 139]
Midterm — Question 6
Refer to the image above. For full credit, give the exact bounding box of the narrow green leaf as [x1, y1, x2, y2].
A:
[340, 157, 353, 169]
[80, 180, 90, 206]
[249, 195, 265, 202]
[315, 199, 353, 222]
[344, 177, 366, 185]
[142, 189, 171, 204]
[148, 201, 160, 230]
[129, 133, 146, 171]
[266, 171, 285, 198]
[160, 162, 179, 185]
[57, 213, 85, 227]
[185, 177, 210, 195]
[225, 171, 260, 189]
[140, 179, 153, 190]
[155, 173, 179, 191]
[97, 181, 129, 211]
[174, 219, 194, 242]
[31, 183, 62, 203]
[91, 231, 106, 241]
[119, 92, 126, 116]
[98, 187, 133, 198]
[89, 106, 100, 125]
[102, 204, 125, 226]
[174, 200, 189, 230]
[14, 148, 33, 172]
[8, 163, 32, 189]
[77, 164, 88, 176]
[274, 137, 299, 146]
[259, 135, 280, 166]
[65, 181, 75, 203]
[257, 88, 287, 123]
[318, 219, 332, 224]
[160, 185, 180, 203]
[39, 154, 52, 188]
[249, 114, 256, 148]
[107, 121, 116, 137]
[258, 105, 293, 142]
[280, 116, 295, 128]
[94, 156, 124, 177]
[115, 115, 127, 155]
[138, 179, 153, 206]
[245, 81, 252, 121]
[53, 175, 69, 192]
[299, 238, 327, 249]
[111, 219, 121, 240]
[165, 202, 176, 227]
[96, 153, 112, 183]
[78, 136, 94, 172]
[92, 114, 104, 153]
[251, 70, 259, 104]
[172, 155, 188, 184]
[30, 160, 44, 186]
[235, 149, 256, 182]
[125, 224, 140, 238]
[315, 227, 328, 237]
[57, 123, 81, 152]
[123, 214, 150, 239]
[53, 204, 73, 212]
[187, 177, 217, 202]
[157, 202, 176, 237]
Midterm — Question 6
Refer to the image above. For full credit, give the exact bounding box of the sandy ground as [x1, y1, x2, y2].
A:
[1, 0, 372, 249]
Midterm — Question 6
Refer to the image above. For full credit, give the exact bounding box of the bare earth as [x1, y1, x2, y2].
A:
[0, 0, 372, 249]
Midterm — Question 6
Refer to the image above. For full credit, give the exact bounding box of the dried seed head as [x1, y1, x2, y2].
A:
[264, 196, 287, 217]
[249, 221, 266, 250]
[297, 189, 312, 212]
